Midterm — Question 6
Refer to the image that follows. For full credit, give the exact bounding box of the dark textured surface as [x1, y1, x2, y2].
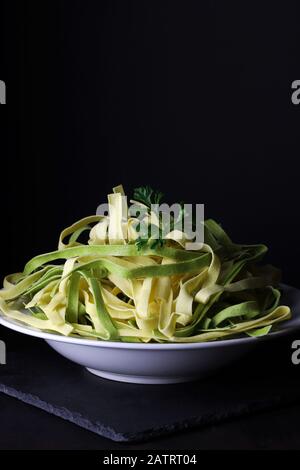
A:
[1, 392, 300, 450]
[1, 326, 300, 443]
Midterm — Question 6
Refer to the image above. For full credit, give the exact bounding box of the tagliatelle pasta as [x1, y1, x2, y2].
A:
[0, 185, 291, 342]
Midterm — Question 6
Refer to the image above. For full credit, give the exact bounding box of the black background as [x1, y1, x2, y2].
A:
[0, 1, 300, 285]
[1, 0, 300, 451]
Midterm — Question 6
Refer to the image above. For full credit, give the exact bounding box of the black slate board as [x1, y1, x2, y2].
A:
[1, 327, 300, 442]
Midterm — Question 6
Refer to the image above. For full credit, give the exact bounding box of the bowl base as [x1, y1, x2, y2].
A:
[86, 368, 197, 384]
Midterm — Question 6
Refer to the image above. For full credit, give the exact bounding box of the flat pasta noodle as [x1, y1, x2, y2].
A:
[0, 185, 291, 342]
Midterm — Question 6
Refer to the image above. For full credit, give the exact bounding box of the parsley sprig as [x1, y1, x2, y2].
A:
[133, 186, 165, 250]
[133, 186, 164, 208]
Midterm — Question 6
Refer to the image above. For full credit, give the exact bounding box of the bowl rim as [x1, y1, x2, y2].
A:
[0, 311, 298, 350]
[0, 283, 299, 350]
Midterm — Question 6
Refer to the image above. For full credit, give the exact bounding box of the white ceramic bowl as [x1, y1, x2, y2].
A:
[1, 284, 299, 384]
